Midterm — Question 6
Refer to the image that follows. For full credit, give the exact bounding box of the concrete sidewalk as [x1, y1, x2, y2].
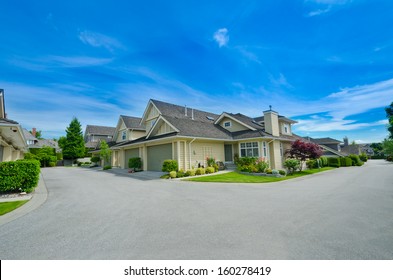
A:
[0, 173, 48, 226]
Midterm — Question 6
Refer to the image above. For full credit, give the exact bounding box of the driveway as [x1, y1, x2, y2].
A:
[0, 160, 392, 259]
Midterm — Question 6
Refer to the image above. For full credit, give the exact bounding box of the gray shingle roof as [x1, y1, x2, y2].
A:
[85, 125, 116, 136]
[120, 115, 145, 130]
[225, 113, 264, 130]
[305, 137, 341, 145]
[23, 129, 38, 141]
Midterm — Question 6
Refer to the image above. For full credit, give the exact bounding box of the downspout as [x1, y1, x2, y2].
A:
[189, 138, 196, 170]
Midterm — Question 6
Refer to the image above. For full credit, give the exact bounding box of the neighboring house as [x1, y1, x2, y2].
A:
[23, 129, 62, 153]
[84, 125, 116, 149]
[303, 137, 345, 157]
[360, 144, 374, 157]
[0, 89, 27, 162]
[110, 99, 299, 171]
[339, 137, 373, 156]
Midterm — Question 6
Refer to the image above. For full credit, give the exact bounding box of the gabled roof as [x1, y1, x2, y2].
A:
[151, 99, 220, 123]
[120, 115, 145, 130]
[305, 137, 341, 145]
[214, 112, 259, 131]
[23, 129, 38, 141]
[85, 125, 116, 136]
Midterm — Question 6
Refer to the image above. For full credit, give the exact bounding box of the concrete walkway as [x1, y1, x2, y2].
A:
[0, 173, 48, 226]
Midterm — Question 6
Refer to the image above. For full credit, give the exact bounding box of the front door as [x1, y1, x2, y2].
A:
[224, 144, 233, 162]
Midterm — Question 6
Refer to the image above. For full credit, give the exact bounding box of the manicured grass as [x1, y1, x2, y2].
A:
[185, 167, 335, 183]
[0, 200, 29, 216]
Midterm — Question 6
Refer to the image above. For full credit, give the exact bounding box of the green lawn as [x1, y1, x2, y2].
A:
[185, 167, 335, 183]
[0, 200, 29, 216]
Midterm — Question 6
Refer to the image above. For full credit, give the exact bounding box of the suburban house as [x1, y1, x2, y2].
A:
[23, 128, 61, 153]
[84, 125, 116, 150]
[0, 89, 27, 162]
[109, 99, 299, 171]
[303, 137, 345, 157]
[340, 137, 374, 156]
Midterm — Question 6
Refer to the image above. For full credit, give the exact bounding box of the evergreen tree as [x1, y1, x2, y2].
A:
[386, 102, 393, 139]
[62, 117, 85, 160]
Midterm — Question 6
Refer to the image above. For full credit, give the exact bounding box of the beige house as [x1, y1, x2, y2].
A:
[0, 89, 27, 162]
[110, 99, 299, 171]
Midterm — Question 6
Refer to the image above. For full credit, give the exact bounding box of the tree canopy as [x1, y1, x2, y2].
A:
[386, 102, 393, 139]
[62, 117, 85, 160]
[99, 140, 112, 166]
[287, 139, 323, 170]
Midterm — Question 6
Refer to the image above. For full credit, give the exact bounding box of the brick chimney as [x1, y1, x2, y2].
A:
[263, 107, 280, 136]
[32, 127, 37, 138]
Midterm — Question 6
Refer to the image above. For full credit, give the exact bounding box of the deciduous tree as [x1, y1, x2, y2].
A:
[287, 139, 323, 171]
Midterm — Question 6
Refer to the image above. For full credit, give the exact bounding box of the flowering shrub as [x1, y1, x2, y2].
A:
[206, 157, 215, 167]
[255, 157, 269, 173]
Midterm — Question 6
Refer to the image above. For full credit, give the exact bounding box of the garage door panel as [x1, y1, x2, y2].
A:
[147, 144, 172, 171]
[125, 148, 139, 168]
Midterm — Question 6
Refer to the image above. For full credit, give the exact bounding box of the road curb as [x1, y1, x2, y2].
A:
[0, 172, 48, 226]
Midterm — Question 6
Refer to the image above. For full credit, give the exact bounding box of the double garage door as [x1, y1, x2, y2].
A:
[147, 144, 172, 171]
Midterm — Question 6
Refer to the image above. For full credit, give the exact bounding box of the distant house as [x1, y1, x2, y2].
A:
[340, 137, 374, 156]
[303, 137, 345, 157]
[23, 129, 61, 153]
[0, 89, 28, 162]
[108, 99, 299, 171]
[84, 125, 116, 150]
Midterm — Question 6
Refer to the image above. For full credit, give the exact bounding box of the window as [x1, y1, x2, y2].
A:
[240, 142, 259, 157]
[283, 123, 290, 134]
[224, 121, 231, 128]
[121, 131, 126, 141]
[262, 141, 267, 157]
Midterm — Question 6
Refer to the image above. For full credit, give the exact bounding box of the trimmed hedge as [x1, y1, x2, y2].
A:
[340, 157, 353, 167]
[320, 156, 328, 167]
[128, 157, 142, 170]
[162, 160, 178, 172]
[328, 157, 340, 168]
[0, 160, 40, 193]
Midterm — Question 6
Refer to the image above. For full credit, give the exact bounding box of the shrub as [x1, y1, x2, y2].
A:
[265, 168, 272, 174]
[77, 161, 82, 166]
[284, 159, 300, 174]
[169, 171, 177, 178]
[128, 157, 142, 170]
[195, 168, 205, 175]
[306, 159, 316, 169]
[359, 153, 368, 162]
[256, 157, 269, 172]
[177, 170, 185, 178]
[236, 157, 256, 166]
[213, 164, 219, 172]
[205, 166, 215, 174]
[162, 160, 178, 172]
[49, 162, 56, 167]
[320, 156, 328, 167]
[206, 157, 215, 167]
[160, 174, 170, 179]
[91, 156, 100, 163]
[272, 169, 279, 175]
[185, 169, 196, 177]
[328, 157, 340, 168]
[0, 160, 40, 193]
[349, 154, 363, 166]
[103, 165, 112, 170]
[278, 170, 287, 176]
[340, 157, 352, 167]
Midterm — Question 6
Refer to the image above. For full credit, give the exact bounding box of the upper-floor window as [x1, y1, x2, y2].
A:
[240, 142, 259, 157]
[121, 130, 127, 141]
[283, 123, 290, 134]
[224, 121, 231, 128]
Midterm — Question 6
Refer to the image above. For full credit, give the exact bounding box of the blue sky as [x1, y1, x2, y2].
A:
[1, 0, 392, 143]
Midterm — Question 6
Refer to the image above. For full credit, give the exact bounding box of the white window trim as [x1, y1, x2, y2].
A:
[223, 121, 232, 128]
[121, 130, 127, 141]
[239, 141, 259, 158]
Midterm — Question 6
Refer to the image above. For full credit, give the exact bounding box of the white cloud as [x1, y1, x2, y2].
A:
[307, 7, 331, 17]
[213, 28, 229, 47]
[78, 30, 125, 52]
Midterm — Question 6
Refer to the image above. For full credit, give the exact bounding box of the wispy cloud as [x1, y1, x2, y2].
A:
[78, 30, 125, 52]
[213, 28, 229, 47]
[304, 0, 351, 17]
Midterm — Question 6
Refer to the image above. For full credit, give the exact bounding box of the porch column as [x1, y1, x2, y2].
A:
[269, 140, 283, 170]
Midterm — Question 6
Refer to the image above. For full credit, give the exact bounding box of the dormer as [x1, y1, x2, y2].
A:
[113, 115, 146, 143]
[214, 113, 257, 132]
[278, 117, 297, 136]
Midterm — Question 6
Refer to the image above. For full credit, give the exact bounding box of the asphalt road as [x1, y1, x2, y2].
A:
[0, 160, 392, 260]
